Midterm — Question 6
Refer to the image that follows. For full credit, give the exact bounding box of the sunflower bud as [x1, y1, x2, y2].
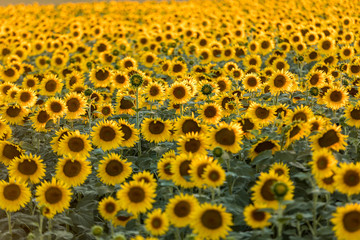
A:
[91, 225, 103, 236]
[297, 56, 304, 62]
[84, 88, 93, 96]
[130, 74, 143, 87]
[27, 233, 35, 240]
[86, 62, 92, 69]
[112, 49, 120, 56]
[296, 213, 303, 221]
[271, 181, 288, 199]
[309, 87, 319, 96]
[201, 84, 213, 95]
[112, 233, 126, 240]
[213, 147, 223, 157]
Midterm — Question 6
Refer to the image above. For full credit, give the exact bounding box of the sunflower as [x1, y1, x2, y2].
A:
[0, 66, 20, 82]
[91, 120, 123, 151]
[97, 152, 132, 185]
[98, 196, 120, 221]
[190, 203, 232, 240]
[272, 58, 290, 71]
[51, 128, 70, 155]
[166, 193, 199, 228]
[306, 70, 326, 88]
[198, 103, 222, 125]
[331, 203, 360, 240]
[58, 130, 92, 160]
[0, 104, 29, 125]
[171, 153, 195, 188]
[285, 121, 311, 147]
[90, 67, 112, 88]
[36, 178, 72, 214]
[314, 169, 337, 193]
[251, 172, 294, 209]
[8, 153, 45, 184]
[30, 108, 51, 132]
[248, 40, 259, 54]
[120, 56, 138, 70]
[157, 150, 176, 181]
[344, 103, 360, 128]
[145, 209, 169, 236]
[141, 118, 171, 143]
[203, 162, 226, 188]
[309, 116, 329, 132]
[41, 205, 57, 219]
[309, 149, 337, 179]
[168, 81, 192, 105]
[133, 171, 157, 188]
[22, 75, 39, 90]
[55, 157, 91, 187]
[243, 204, 271, 229]
[169, 61, 187, 77]
[39, 74, 63, 96]
[334, 162, 360, 196]
[144, 82, 165, 102]
[323, 86, 349, 110]
[208, 122, 243, 153]
[249, 138, 281, 160]
[177, 132, 209, 157]
[268, 70, 293, 94]
[348, 62, 360, 77]
[115, 93, 136, 116]
[64, 92, 87, 119]
[0, 141, 24, 166]
[35, 55, 50, 69]
[310, 124, 347, 152]
[44, 97, 67, 120]
[15, 89, 37, 107]
[243, 54, 262, 69]
[0, 180, 31, 212]
[242, 73, 262, 92]
[112, 209, 136, 227]
[189, 155, 214, 189]
[284, 105, 314, 125]
[269, 162, 290, 177]
[65, 71, 84, 90]
[116, 181, 156, 215]
[246, 102, 276, 127]
[318, 37, 336, 54]
[97, 103, 114, 119]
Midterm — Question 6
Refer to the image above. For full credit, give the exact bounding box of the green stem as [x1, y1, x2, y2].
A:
[39, 214, 44, 240]
[347, 194, 353, 203]
[175, 227, 181, 240]
[48, 219, 52, 240]
[88, 99, 92, 135]
[296, 220, 301, 237]
[276, 201, 283, 240]
[136, 87, 141, 156]
[312, 192, 318, 237]
[211, 188, 216, 203]
[6, 211, 12, 240]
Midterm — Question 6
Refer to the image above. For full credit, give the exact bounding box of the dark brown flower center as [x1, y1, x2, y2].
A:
[18, 159, 38, 175]
[350, 109, 360, 120]
[105, 202, 116, 213]
[3, 184, 20, 200]
[45, 187, 63, 204]
[105, 160, 123, 176]
[182, 119, 201, 134]
[95, 69, 109, 81]
[115, 75, 126, 84]
[260, 179, 276, 201]
[293, 112, 307, 122]
[208, 170, 220, 181]
[20, 92, 31, 102]
[120, 98, 134, 109]
[322, 40, 331, 50]
[351, 65, 360, 74]
[254, 141, 276, 154]
[68, 137, 85, 152]
[252, 210, 266, 221]
[3, 144, 21, 160]
[179, 160, 191, 176]
[173, 86, 186, 99]
[289, 126, 301, 138]
[247, 76, 257, 87]
[63, 160, 81, 177]
[215, 128, 236, 146]
[329, 90, 343, 102]
[149, 86, 160, 96]
[128, 186, 145, 203]
[6, 106, 21, 117]
[185, 139, 201, 153]
[316, 156, 328, 170]
[201, 210, 222, 229]
[318, 129, 339, 148]
[204, 106, 217, 118]
[50, 102, 62, 113]
[37, 110, 50, 123]
[343, 170, 360, 187]
[343, 211, 360, 232]
[67, 98, 80, 112]
[45, 80, 57, 92]
[173, 64, 183, 73]
[4, 68, 15, 77]
[174, 200, 191, 217]
[120, 124, 132, 141]
[148, 121, 165, 134]
[151, 217, 162, 229]
[274, 75, 286, 88]
[255, 107, 270, 119]
[99, 126, 116, 141]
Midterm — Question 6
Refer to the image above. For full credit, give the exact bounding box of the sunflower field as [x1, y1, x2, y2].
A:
[1, 0, 360, 239]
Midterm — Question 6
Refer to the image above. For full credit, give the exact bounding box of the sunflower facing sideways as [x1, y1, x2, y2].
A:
[117, 118, 139, 148]
[243, 203, 271, 229]
[0, 104, 29, 125]
[208, 122, 243, 153]
[0, 141, 24, 166]
[251, 172, 294, 209]
[91, 120, 124, 151]
[55, 157, 91, 187]
[36, 178, 72, 214]
[97, 153, 132, 185]
[58, 130, 92, 160]
[171, 153, 195, 188]
[0, 179, 31, 212]
[249, 137, 281, 160]
[331, 203, 360, 240]
[190, 202, 233, 240]
[145, 208, 169, 236]
[141, 117, 171, 143]
[30, 108, 51, 132]
[8, 153, 46, 184]
[344, 103, 360, 128]
[116, 180, 156, 215]
[310, 124, 347, 152]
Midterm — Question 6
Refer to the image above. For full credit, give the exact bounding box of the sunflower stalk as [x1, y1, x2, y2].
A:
[135, 87, 142, 156]
[39, 213, 44, 240]
[276, 201, 284, 239]
[6, 211, 12, 240]
[87, 99, 93, 135]
[312, 191, 318, 236]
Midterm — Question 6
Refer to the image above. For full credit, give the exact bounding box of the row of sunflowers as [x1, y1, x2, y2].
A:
[0, 0, 360, 239]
